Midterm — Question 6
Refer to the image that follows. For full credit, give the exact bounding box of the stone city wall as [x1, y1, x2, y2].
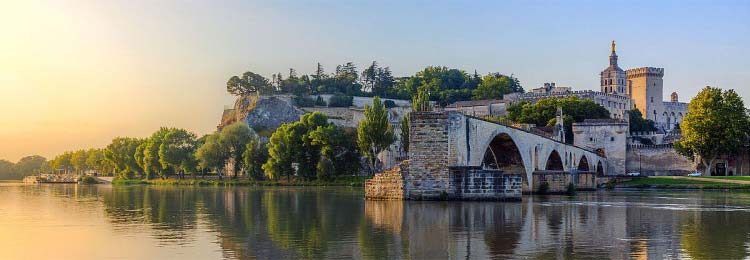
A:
[626, 147, 694, 176]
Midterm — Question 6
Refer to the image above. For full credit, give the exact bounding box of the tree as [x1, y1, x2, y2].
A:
[85, 149, 107, 175]
[357, 97, 395, 174]
[471, 73, 520, 100]
[70, 149, 88, 174]
[412, 86, 431, 112]
[14, 155, 46, 177]
[242, 139, 268, 180]
[159, 128, 198, 179]
[675, 87, 749, 175]
[227, 71, 272, 96]
[309, 124, 360, 178]
[219, 122, 256, 178]
[263, 123, 301, 180]
[263, 112, 353, 180]
[104, 137, 144, 179]
[195, 133, 227, 179]
[400, 115, 410, 155]
[0, 159, 15, 179]
[51, 152, 73, 174]
[504, 97, 611, 144]
[142, 128, 171, 179]
[629, 108, 657, 133]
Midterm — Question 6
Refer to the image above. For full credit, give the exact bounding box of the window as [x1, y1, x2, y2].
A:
[611, 137, 615, 142]
[590, 138, 593, 142]
[651, 97, 654, 103]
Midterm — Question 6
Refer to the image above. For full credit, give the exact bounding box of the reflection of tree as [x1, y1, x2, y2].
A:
[263, 188, 363, 258]
[681, 211, 750, 260]
[101, 186, 198, 243]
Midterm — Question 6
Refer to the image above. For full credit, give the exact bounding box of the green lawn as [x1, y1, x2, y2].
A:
[697, 176, 750, 181]
[617, 176, 750, 189]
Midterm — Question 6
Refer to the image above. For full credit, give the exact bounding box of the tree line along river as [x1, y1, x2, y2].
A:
[1, 183, 750, 259]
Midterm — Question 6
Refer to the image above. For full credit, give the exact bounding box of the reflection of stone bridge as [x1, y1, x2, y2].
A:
[367, 111, 611, 200]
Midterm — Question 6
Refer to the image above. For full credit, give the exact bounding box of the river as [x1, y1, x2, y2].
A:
[1, 183, 750, 259]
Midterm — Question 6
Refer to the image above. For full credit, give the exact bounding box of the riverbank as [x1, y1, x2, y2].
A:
[112, 176, 369, 187]
[614, 176, 750, 189]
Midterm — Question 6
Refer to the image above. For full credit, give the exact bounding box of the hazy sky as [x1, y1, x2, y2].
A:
[1, 0, 748, 162]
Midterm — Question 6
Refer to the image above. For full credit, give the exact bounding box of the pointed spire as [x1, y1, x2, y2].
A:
[609, 40, 618, 67]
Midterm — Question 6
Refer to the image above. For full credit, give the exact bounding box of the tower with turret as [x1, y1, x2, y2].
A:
[600, 41, 627, 95]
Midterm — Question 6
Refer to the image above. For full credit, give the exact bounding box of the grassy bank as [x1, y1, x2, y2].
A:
[615, 176, 750, 189]
[112, 176, 370, 187]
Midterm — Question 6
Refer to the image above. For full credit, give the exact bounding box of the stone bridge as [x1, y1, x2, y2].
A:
[404, 111, 607, 200]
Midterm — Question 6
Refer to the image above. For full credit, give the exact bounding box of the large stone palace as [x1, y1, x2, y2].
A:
[452, 41, 689, 133]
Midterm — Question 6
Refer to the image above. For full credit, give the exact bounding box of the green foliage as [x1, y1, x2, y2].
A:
[357, 97, 395, 174]
[218, 122, 257, 178]
[629, 108, 657, 133]
[471, 73, 521, 100]
[242, 139, 268, 180]
[0, 159, 15, 179]
[412, 86, 431, 112]
[504, 96, 611, 143]
[195, 133, 226, 175]
[158, 128, 198, 179]
[328, 94, 353, 107]
[675, 87, 749, 175]
[227, 71, 272, 96]
[142, 128, 171, 179]
[263, 112, 359, 181]
[310, 124, 360, 177]
[80, 176, 98, 184]
[229, 63, 524, 110]
[293, 95, 316, 107]
[400, 115, 410, 155]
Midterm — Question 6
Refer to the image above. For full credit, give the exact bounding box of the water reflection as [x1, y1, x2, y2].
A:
[4, 184, 750, 259]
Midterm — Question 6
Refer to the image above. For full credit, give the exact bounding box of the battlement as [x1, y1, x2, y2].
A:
[626, 67, 664, 78]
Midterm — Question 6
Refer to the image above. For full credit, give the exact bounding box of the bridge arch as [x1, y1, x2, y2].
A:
[578, 156, 590, 171]
[481, 133, 525, 174]
[545, 150, 564, 171]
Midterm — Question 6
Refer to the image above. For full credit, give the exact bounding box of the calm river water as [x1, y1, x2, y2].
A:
[2, 183, 750, 259]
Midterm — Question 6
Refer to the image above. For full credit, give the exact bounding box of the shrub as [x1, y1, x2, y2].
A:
[80, 176, 99, 184]
[294, 95, 315, 107]
[383, 100, 397, 108]
[537, 182, 549, 194]
[328, 95, 353, 107]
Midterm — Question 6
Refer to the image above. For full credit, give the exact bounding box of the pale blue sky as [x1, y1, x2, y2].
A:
[0, 0, 748, 161]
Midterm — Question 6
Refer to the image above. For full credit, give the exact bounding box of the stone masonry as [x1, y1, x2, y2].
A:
[406, 112, 452, 200]
[364, 161, 408, 200]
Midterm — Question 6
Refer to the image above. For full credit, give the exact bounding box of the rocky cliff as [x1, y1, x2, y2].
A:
[220, 95, 304, 133]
